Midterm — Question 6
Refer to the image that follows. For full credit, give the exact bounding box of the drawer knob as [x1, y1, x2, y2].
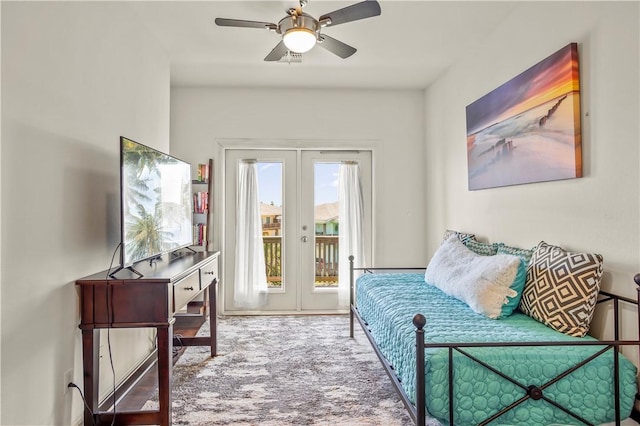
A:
[203, 271, 216, 275]
[184, 286, 194, 291]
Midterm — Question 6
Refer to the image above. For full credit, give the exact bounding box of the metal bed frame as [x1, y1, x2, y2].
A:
[348, 256, 640, 426]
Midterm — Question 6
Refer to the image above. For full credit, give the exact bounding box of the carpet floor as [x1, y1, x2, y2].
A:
[143, 314, 422, 425]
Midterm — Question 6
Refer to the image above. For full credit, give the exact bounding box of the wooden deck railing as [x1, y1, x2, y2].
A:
[263, 235, 339, 287]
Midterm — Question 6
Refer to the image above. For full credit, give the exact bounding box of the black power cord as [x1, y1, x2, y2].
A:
[104, 243, 121, 426]
[70, 243, 127, 425]
[173, 334, 185, 356]
[68, 383, 96, 426]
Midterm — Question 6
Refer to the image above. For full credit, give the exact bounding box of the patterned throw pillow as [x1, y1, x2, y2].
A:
[519, 241, 604, 337]
[442, 229, 476, 244]
[464, 239, 499, 256]
[496, 243, 534, 264]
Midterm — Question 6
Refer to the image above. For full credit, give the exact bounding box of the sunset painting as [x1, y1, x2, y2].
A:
[466, 43, 582, 190]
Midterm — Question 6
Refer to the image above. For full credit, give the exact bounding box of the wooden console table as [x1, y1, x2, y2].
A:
[76, 250, 220, 426]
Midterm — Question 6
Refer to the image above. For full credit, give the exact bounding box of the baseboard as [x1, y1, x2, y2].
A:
[98, 349, 158, 412]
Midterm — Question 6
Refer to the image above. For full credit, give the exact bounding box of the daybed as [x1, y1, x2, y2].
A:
[349, 232, 640, 426]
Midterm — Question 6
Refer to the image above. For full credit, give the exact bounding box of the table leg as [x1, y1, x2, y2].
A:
[157, 323, 173, 426]
[208, 279, 218, 357]
[81, 329, 100, 426]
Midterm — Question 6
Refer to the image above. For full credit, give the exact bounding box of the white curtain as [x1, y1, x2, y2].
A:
[234, 160, 268, 308]
[338, 161, 365, 307]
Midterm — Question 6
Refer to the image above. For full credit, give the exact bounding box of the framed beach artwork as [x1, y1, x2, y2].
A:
[466, 43, 582, 190]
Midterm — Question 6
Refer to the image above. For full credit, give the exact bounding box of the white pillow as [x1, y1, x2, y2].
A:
[425, 236, 520, 319]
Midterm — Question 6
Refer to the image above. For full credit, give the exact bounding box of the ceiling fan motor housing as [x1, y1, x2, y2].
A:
[278, 13, 319, 39]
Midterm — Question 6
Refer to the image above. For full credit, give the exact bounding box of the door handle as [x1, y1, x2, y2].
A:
[301, 236, 308, 243]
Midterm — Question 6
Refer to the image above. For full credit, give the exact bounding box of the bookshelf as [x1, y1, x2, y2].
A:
[192, 159, 213, 251]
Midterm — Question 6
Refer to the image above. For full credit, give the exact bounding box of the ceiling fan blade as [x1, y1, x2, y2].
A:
[319, 0, 381, 27]
[317, 34, 357, 59]
[264, 41, 290, 62]
[215, 18, 277, 30]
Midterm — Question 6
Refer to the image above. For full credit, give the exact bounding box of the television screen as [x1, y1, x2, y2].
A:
[120, 137, 194, 267]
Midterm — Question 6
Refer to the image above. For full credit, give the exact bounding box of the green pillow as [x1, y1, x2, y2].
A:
[496, 243, 534, 317]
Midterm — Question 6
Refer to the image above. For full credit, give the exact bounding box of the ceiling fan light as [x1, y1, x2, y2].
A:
[282, 28, 317, 53]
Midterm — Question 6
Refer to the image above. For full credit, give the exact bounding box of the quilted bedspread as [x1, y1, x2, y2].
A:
[355, 273, 638, 425]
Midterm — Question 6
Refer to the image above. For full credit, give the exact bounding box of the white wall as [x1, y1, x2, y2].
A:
[0, 2, 3, 420]
[424, 1, 639, 342]
[1, 2, 170, 425]
[170, 88, 427, 267]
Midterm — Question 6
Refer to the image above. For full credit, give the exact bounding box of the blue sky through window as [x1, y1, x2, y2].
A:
[257, 162, 339, 206]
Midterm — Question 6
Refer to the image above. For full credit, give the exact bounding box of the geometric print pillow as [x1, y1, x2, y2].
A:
[463, 239, 499, 256]
[442, 229, 476, 244]
[519, 241, 604, 337]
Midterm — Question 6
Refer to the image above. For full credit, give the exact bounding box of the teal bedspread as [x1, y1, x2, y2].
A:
[356, 273, 638, 425]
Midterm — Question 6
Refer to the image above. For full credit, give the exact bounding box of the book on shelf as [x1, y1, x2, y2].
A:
[196, 163, 210, 183]
[193, 223, 207, 246]
[193, 191, 209, 214]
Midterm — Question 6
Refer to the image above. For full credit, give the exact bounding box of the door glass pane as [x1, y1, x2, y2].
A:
[257, 162, 283, 289]
[314, 163, 340, 288]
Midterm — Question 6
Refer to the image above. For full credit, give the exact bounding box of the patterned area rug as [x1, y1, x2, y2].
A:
[143, 314, 427, 425]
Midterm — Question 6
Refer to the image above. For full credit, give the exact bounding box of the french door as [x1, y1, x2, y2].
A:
[223, 149, 372, 313]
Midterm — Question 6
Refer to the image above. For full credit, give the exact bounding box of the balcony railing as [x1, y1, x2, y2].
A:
[263, 235, 339, 288]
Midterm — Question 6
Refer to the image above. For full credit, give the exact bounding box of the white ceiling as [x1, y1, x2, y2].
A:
[125, 1, 518, 89]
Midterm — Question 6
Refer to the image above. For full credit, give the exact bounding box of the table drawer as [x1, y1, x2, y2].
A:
[200, 259, 218, 288]
[173, 270, 200, 313]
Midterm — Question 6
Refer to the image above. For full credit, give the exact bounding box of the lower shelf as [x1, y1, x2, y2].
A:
[174, 300, 206, 318]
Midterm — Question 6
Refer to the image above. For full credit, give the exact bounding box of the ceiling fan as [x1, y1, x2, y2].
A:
[214, 0, 381, 61]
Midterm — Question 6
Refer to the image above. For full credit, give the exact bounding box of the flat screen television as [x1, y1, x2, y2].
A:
[118, 136, 194, 271]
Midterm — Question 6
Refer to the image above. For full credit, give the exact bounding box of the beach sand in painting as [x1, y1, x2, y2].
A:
[467, 92, 580, 190]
